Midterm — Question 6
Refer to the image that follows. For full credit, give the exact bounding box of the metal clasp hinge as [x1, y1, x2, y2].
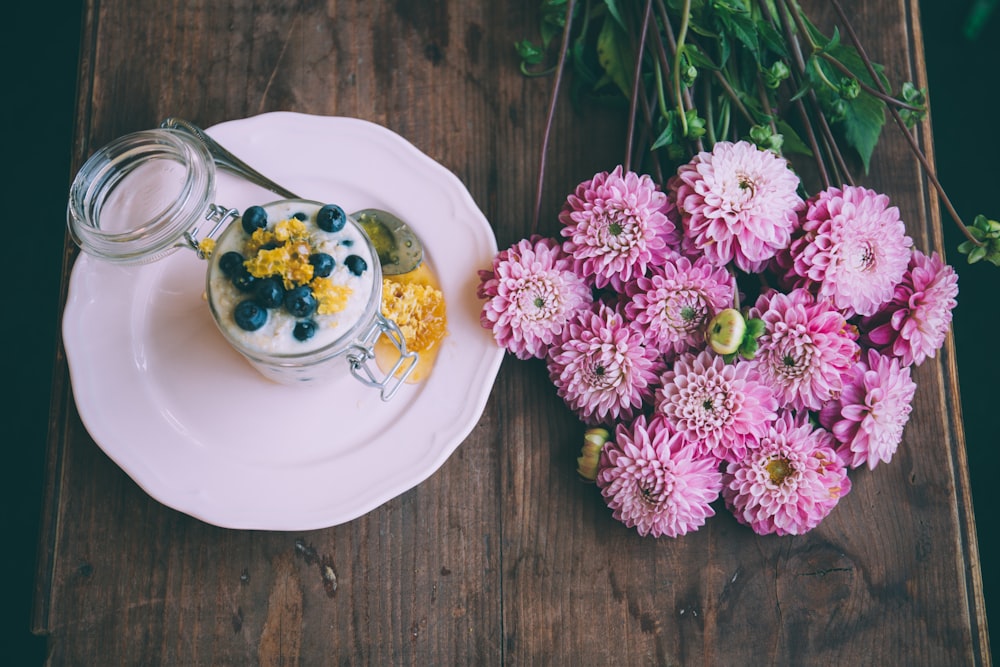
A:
[185, 204, 239, 258]
[347, 313, 419, 401]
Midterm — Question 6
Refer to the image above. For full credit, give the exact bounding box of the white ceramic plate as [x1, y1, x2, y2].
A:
[63, 112, 503, 530]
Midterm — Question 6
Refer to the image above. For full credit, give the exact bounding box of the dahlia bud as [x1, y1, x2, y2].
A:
[706, 308, 747, 355]
[577, 427, 610, 482]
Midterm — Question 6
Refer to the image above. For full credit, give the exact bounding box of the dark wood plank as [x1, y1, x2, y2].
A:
[33, 0, 989, 664]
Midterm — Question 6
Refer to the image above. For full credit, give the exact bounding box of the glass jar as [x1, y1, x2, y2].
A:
[67, 128, 417, 399]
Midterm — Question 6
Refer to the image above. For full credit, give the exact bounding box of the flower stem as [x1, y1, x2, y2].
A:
[672, 0, 692, 138]
[532, 0, 577, 236]
[625, 0, 655, 172]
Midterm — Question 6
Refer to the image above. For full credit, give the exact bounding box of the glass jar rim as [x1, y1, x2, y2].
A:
[67, 128, 216, 264]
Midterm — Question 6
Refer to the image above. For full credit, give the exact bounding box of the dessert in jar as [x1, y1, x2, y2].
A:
[67, 127, 418, 398]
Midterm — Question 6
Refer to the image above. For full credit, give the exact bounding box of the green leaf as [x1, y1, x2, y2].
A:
[957, 240, 977, 254]
[603, 0, 627, 30]
[841, 90, 886, 172]
[595, 13, 633, 98]
[650, 115, 678, 151]
[745, 317, 766, 339]
[775, 120, 813, 157]
[738, 336, 759, 360]
[755, 19, 788, 58]
[684, 43, 719, 70]
[714, 2, 761, 63]
[968, 245, 987, 264]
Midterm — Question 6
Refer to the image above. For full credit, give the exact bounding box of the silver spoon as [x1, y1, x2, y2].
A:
[160, 117, 424, 275]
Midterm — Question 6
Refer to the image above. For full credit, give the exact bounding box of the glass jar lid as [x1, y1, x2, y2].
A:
[67, 128, 216, 264]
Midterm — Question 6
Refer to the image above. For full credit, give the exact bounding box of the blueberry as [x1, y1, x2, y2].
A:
[230, 267, 256, 292]
[293, 319, 317, 341]
[283, 285, 318, 317]
[310, 252, 335, 278]
[316, 204, 347, 232]
[218, 251, 245, 277]
[293, 211, 308, 221]
[345, 254, 368, 276]
[233, 300, 267, 331]
[241, 205, 268, 234]
[253, 276, 285, 309]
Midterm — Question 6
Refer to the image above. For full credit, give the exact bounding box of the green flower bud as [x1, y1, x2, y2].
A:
[706, 308, 747, 356]
[577, 427, 610, 482]
[764, 61, 790, 89]
[839, 77, 860, 100]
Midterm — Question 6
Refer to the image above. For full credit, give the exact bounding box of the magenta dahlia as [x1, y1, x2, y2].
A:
[655, 349, 778, 462]
[819, 349, 917, 470]
[596, 414, 723, 537]
[860, 249, 958, 367]
[670, 140, 803, 273]
[478, 236, 593, 360]
[791, 185, 913, 317]
[749, 288, 860, 412]
[559, 165, 679, 290]
[624, 255, 737, 357]
[722, 410, 851, 536]
[547, 302, 666, 425]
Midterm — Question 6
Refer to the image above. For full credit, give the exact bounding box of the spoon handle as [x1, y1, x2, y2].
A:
[161, 117, 300, 199]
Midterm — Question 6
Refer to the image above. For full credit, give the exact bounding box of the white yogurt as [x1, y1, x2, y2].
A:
[207, 199, 377, 358]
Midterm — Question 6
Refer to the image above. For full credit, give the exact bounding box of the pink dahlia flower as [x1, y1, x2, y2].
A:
[670, 140, 803, 273]
[478, 236, 593, 360]
[722, 410, 851, 536]
[749, 288, 860, 412]
[860, 249, 958, 367]
[656, 349, 778, 463]
[624, 256, 737, 357]
[819, 349, 917, 469]
[792, 185, 913, 317]
[547, 303, 666, 425]
[596, 414, 723, 537]
[559, 165, 679, 290]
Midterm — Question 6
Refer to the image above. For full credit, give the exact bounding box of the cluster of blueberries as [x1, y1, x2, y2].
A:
[219, 204, 368, 341]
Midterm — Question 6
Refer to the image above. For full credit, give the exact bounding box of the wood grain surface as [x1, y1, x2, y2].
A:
[34, 0, 990, 664]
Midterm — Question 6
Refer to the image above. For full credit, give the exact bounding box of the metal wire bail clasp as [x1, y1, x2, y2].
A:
[347, 313, 419, 401]
[185, 204, 240, 259]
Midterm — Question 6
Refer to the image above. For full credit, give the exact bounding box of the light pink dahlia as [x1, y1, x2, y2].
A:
[860, 249, 958, 367]
[670, 140, 803, 273]
[819, 349, 917, 470]
[596, 414, 723, 537]
[655, 349, 778, 463]
[791, 185, 913, 317]
[623, 256, 737, 357]
[547, 303, 666, 425]
[478, 236, 593, 360]
[749, 288, 860, 412]
[722, 410, 851, 536]
[559, 165, 679, 290]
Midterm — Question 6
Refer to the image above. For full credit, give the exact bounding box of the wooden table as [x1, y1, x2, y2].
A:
[34, 1, 990, 664]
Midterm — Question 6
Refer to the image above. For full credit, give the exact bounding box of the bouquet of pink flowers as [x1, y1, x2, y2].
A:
[477, 141, 958, 538]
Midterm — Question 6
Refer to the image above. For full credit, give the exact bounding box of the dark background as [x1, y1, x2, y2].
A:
[5, 2, 995, 663]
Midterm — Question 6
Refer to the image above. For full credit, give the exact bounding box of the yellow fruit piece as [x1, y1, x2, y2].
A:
[380, 271, 447, 353]
[375, 263, 448, 383]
